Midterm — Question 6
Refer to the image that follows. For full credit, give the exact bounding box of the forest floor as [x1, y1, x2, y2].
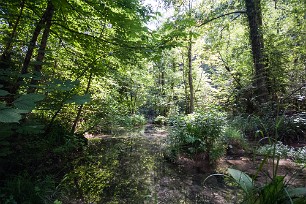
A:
[80, 124, 306, 203]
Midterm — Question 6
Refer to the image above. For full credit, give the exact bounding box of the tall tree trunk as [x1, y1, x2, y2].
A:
[187, 33, 194, 114]
[21, 1, 54, 75]
[11, 1, 54, 95]
[71, 72, 93, 134]
[181, 52, 189, 114]
[28, 1, 54, 93]
[161, 64, 166, 115]
[245, 0, 269, 104]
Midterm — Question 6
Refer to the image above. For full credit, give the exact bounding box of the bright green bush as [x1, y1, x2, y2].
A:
[129, 114, 147, 127]
[167, 111, 226, 164]
[223, 126, 247, 150]
[153, 115, 167, 125]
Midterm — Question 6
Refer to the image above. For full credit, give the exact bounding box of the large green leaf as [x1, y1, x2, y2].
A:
[46, 79, 79, 92]
[0, 108, 22, 123]
[13, 93, 45, 110]
[0, 89, 10, 96]
[16, 125, 45, 135]
[228, 168, 254, 194]
[65, 94, 91, 105]
[287, 187, 306, 197]
[0, 102, 6, 109]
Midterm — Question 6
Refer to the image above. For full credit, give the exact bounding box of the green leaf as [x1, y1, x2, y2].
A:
[228, 168, 254, 194]
[287, 187, 306, 197]
[13, 93, 45, 110]
[0, 102, 6, 109]
[65, 94, 91, 105]
[16, 125, 45, 135]
[0, 125, 13, 138]
[0, 89, 10, 96]
[0, 108, 22, 123]
[19, 73, 34, 79]
[14, 108, 31, 114]
[46, 79, 79, 92]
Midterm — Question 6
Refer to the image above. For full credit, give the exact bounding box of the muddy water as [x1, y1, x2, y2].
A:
[62, 125, 240, 204]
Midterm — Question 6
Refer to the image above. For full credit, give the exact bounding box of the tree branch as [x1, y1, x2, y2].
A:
[218, 51, 243, 88]
[197, 10, 246, 27]
[282, 83, 306, 102]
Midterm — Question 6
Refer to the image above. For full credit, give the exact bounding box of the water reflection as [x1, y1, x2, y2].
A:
[61, 127, 237, 204]
[63, 135, 156, 203]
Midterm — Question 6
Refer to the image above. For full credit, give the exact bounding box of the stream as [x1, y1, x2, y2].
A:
[61, 124, 240, 204]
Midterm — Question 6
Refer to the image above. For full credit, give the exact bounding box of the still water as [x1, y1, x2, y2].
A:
[61, 125, 238, 204]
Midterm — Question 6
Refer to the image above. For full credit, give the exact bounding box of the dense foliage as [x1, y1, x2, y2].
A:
[167, 111, 226, 164]
[0, 0, 306, 202]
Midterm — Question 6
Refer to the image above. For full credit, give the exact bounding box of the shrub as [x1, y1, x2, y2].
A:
[224, 126, 246, 145]
[167, 111, 226, 164]
[223, 126, 248, 153]
[114, 114, 146, 128]
[153, 115, 167, 125]
[129, 114, 146, 127]
[228, 168, 306, 204]
[257, 141, 306, 164]
[0, 174, 58, 204]
[229, 114, 306, 144]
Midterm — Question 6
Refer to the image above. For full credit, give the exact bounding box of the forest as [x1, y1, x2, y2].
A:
[0, 0, 305, 203]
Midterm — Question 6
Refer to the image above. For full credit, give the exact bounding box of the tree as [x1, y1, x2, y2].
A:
[245, 0, 269, 105]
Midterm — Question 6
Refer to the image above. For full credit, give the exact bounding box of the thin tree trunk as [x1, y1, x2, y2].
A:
[181, 52, 189, 115]
[245, 0, 269, 104]
[0, 0, 25, 103]
[161, 64, 166, 115]
[28, 1, 54, 93]
[1, 0, 25, 64]
[71, 72, 93, 134]
[187, 33, 194, 113]
[45, 105, 64, 134]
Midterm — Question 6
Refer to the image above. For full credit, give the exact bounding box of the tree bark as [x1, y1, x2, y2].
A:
[10, 1, 54, 96]
[28, 1, 54, 93]
[181, 52, 189, 114]
[71, 72, 93, 134]
[245, 0, 269, 104]
[187, 33, 194, 114]
[21, 1, 54, 75]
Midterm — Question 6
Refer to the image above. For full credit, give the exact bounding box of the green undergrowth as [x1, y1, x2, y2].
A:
[229, 114, 306, 144]
[228, 167, 306, 204]
[225, 113, 306, 203]
[0, 118, 87, 204]
[166, 111, 227, 164]
[257, 141, 306, 164]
